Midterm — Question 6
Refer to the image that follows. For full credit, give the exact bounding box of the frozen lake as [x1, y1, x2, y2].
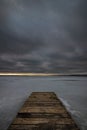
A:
[0, 76, 87, 130]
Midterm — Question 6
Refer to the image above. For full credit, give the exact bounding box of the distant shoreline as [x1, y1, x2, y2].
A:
[0, 73, 87, 77]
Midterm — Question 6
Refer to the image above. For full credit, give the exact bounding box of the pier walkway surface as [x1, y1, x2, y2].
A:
[7, 92, 80, 130]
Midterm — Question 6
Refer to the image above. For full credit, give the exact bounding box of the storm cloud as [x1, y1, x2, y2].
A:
[0, 0, 87, 73]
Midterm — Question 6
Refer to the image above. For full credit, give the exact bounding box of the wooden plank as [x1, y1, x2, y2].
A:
[7, 92, 80, 130]
[30, 92, 56, 96]
[26, 98, 58, 102]
[8, 125, 38, 130]
[23, 102, 62, 107]
[12, 118, 75, 125]
[17, 112, 70, 118]
[26, 92, 59, 102]
[8, 124, 79, 130]
[27, 94, 58, 98]
[19, 107, 67, 114]
[19, 106, 66, 111]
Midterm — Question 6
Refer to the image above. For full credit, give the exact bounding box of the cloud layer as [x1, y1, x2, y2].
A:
[0, 0, 87, 73]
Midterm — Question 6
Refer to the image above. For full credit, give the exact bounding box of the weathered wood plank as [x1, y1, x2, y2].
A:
[26, 92, 59, 102]
[12, 118, 75, 125]
[19, 107, 67, 114]
[23, 102, 62, 107]
[8, 124, 79, 130]
[17, 112, 70, 118]
[26, 98, 59, 102]
[7, 92, 80, 130]
[19, 106, 66, 111]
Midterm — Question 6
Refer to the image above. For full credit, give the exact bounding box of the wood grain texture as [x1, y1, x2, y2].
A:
[7, 92, 80, 130]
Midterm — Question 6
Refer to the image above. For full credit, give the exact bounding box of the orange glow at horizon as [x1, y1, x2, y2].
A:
[0, 72, 59, 76]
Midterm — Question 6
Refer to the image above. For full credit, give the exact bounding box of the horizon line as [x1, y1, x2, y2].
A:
[0, 72, 87, 76]
[0, 72, 59, 76]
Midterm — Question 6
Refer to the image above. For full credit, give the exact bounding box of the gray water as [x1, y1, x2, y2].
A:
[0, 76, 87, 130]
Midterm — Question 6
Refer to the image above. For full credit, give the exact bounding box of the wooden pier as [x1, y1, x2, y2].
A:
[8, 92, 80, 130]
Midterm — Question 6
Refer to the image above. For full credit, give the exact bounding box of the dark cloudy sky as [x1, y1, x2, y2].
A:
[0, 0, 87, 73]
